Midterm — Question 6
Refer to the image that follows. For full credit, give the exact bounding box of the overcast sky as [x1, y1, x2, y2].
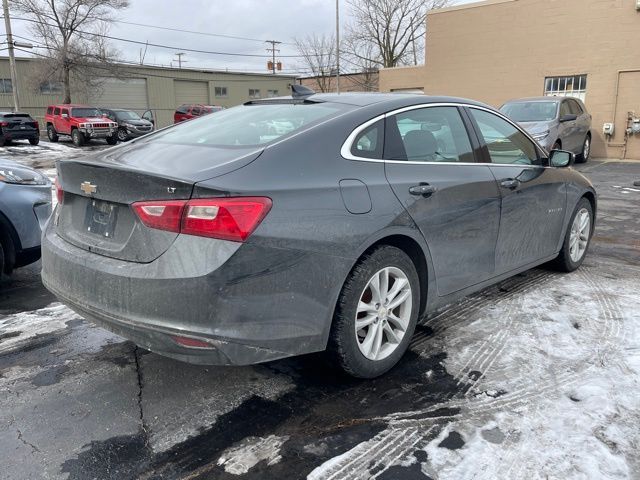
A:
[7, 0, 478, 75]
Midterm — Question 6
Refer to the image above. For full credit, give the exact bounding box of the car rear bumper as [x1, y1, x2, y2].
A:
[2, 131, 39, 140]
[41, 217, 342, 365]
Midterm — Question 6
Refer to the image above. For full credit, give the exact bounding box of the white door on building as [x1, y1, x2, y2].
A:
[89, 78, 149, 112]
[174, 80, 209, 106]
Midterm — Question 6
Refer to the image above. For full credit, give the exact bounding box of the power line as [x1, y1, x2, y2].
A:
[5, 16, 307, 58]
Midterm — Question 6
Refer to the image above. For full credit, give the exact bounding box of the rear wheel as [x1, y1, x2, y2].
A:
[106, 134, 118, 145]
[0, 137, 5, 147]
[47, 124, 58, 142]
[29, 137, 40, 146]
[327, 245, 420, 378]
[72, 129, 84, 147]
[552, 197, 593, 272]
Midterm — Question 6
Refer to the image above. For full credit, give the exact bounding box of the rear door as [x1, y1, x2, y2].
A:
[467, 107, 567, 273]
[382, 105, 501, 296]
[558, 100, 578, 152]
[568, 99, 590, 152]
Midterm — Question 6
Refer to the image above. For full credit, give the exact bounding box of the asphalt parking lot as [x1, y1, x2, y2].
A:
[1, 143, 639, 479]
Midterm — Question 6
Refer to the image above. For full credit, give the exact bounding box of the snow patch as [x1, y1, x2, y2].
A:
[0, 303, 79, 353]
[217, 434, 288, 475]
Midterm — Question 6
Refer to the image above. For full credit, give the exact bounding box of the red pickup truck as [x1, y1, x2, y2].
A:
[45, 104, 118, 147]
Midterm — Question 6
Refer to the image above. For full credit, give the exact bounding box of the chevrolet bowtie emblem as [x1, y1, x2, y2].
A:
[80, 181, 97, 195]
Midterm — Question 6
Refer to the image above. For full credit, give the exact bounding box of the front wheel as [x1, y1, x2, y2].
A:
[577, 135, 591, 163]
[71, 129, 84, 147]
[551, 197, 593, 272]
[106, 135, 118, 145]
[327, 245, 420, 378]
[116, 128, 128, 142]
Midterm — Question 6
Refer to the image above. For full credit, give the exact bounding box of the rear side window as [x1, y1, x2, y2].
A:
[559, 101, 571, 118]
[154, 103, 349, 147]
[384, 106, 474, 163]
[568, 99, 583, 115]
[351, 120, 383, 159]
[469, 108, 540, 165]
[54, 107, 60, 115]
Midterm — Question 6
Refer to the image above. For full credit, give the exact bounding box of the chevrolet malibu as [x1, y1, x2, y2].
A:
[42, 91, 596, 378]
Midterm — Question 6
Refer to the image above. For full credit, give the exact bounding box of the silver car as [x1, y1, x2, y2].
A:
[500, 97, 592, 162]
[0, 159, 52, 276]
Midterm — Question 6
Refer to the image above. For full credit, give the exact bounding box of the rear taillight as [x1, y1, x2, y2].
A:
[33, 121, 39, 130]
[0, 122, 8, 127]
[131, 197, 271, 242]
[55, 178, 64, 203]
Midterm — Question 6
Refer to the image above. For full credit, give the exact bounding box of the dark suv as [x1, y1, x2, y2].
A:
[101, 108, 155, 142]
[174, 104, 223, 123]
[0, 112, 40, 146]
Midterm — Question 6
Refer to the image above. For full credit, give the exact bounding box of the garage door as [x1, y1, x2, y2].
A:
[89, 78, 149, 111]
[174, 80, 209, 106]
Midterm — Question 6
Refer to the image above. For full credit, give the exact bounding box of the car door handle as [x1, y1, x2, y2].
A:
[500, 178, 520, 189]
[409, 183, 436, 197]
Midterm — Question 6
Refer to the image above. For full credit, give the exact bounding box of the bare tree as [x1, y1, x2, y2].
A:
[345, 0, 450, 69]
[10, 0, 129, 103]
[294, 34, 337, 93]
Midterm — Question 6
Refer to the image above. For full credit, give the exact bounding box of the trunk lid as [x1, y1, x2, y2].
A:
[56, 141, 263, 262]
[3, 114, 37, 133]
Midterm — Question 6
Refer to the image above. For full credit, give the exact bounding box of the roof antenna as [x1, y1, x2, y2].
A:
[290, 84, 315, 98]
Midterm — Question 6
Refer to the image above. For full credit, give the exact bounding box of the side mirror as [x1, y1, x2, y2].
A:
[549, 149, 574, 168]
[559, 114, 578, 123]
[61, 113, 68, 118]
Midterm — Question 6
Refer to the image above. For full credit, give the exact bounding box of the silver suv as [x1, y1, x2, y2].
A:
[500, 97, 592, 162]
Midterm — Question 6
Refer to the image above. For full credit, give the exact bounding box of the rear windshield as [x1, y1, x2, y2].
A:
[500, 102, 558, 122]
[71, 108, 102, 118]
[153, 102, 349, 147]
[2, 113, 31, 119]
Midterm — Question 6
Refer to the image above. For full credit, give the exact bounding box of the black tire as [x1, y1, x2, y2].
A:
[327, 245, 420, 378]
[0, 136, 5, 147]
[72, 129, 84, 147]
[106, 134, 118, 145]
[29, 137, 40, 146]
[0, 240, 4, 279]
[551, 197, 593, 272]
[47, 124, 59, 142]
[576, 134, 591, 164]
[116, 128, 128, 142]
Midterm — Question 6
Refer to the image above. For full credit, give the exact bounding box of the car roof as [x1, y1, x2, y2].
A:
[503, 96, 564, 104]
[48, 104, 95, 108]
[0, 111, 32, 115]
[252, 92, 493, 110]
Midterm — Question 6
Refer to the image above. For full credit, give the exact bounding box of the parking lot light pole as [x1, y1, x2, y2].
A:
[2, 0, 20, 111]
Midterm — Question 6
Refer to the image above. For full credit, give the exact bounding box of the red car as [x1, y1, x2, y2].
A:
[173, 104, 223, 123]
[45, 104, 118, 147]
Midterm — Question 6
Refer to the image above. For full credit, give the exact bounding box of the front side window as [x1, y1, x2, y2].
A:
[215, 86, 228, 98]
[191, 106, 202, 116]
[469, 109, 539, 165]
[384, 106, 474, 163]
[61, 109, 69, 116]
[176, 105, 189, 114]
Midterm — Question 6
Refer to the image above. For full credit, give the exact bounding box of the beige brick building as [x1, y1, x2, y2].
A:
[298, 71, 379, 93]
[380, 0, 640, 159]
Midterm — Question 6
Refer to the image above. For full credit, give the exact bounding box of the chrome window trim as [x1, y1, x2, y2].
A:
[340, 102, 549, 168]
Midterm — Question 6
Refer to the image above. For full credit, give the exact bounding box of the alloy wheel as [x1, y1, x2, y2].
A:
[569, 208, 590, 262]
[117, 128, 128, 141]
[355, 267, 412, 361]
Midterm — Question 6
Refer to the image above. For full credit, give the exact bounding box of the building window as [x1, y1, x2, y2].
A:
[0, 79, 13, 94]
[544, 74, 587, 101]
[39, 81, 64, 94]
[215, 86, 227, 98]
[249, 88, 261, 99]
[267, 89, 279, 98]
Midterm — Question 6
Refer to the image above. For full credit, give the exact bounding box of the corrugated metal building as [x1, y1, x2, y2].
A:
[0, 57, 296, 128]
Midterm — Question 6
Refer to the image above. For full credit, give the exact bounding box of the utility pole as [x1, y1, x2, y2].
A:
[265, 40, 281, 74]
[174, 52, 186, 68]
[2, 0, 20, 111]
[335, 0, 340, 94]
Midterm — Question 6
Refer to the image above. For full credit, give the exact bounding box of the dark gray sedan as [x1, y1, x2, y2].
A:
[500, 96, 592, 162]
[41, 92, 596, 378]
